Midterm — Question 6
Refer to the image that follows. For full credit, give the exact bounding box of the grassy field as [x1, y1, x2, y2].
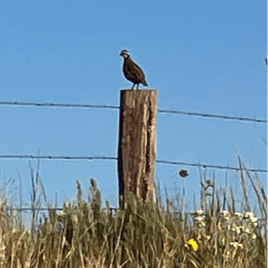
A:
[0, 163, 266, 267]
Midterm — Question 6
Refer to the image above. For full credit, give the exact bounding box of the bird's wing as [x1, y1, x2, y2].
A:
[123, 58, 148, 86]
[132, 62, 145, 79]
[132, 64, 148, 86]
[124, 63, 137, 81]
[127, 60, 147, 83]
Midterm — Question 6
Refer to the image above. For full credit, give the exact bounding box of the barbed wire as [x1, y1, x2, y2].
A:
[158, 109, 267, 124]
[1, 101, 266, 215]
[7, 207, 194, 216]
[0, 100, 266, 124]
[8, 207, 63, 212]
[0, 155, 117, 161]
[156, 159, 267, 173]
[6, 207, 195, 216]
[0, 154, 266, 173]
[0, 101, 119, 110]
[7, 207, 117, 212]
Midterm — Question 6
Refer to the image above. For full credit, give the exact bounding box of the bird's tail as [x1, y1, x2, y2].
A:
[142, 80, 148, 86]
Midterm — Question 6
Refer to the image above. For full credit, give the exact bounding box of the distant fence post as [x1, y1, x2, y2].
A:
[117, 89, 158, 209]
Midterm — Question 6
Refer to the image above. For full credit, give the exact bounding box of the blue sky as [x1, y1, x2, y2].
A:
[0, 1, 266, 211]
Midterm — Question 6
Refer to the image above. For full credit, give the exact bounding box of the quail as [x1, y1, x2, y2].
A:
[120, 49, 148, 90]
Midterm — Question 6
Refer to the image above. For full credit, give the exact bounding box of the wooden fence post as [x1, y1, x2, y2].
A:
[118, 89, 158, 209]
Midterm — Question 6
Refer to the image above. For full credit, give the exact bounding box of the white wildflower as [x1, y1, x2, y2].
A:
[243, 227, 250, 234]
[196, 221, 206, 228]
[245, 212, 255, 219]
[232, 226, 241, 234]
[60, 210, 66, 216]
[252, 234, 257, 240]
[221, 210, 230, 220]
[251, 216, 258, 223]
[196, 209, 204, 216]
[251, 216, 257, 222]
[230, 241, 243, 249]
[222, 210, 229, 216]
[195, 216, 205, 222]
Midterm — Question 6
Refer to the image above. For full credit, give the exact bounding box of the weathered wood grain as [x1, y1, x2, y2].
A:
[118, 90, 158, 208]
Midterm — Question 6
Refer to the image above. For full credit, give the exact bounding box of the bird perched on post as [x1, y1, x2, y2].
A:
[120, 49, 148, 90]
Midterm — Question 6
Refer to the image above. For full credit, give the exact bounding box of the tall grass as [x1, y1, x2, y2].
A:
[0, 165, 266, 267]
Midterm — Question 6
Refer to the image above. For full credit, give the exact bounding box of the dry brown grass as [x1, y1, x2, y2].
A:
[0, 165, 266, 267]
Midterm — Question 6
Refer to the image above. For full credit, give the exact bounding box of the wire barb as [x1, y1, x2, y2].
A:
[156, 159, 267, 173]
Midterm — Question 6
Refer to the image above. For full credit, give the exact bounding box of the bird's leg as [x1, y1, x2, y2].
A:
[136, 84, 139, 90]
[131, 84, 135, 90]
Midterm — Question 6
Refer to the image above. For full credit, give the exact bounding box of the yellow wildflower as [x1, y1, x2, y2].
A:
[187, 239, 198, 251]
[224, 250, 230, 260]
